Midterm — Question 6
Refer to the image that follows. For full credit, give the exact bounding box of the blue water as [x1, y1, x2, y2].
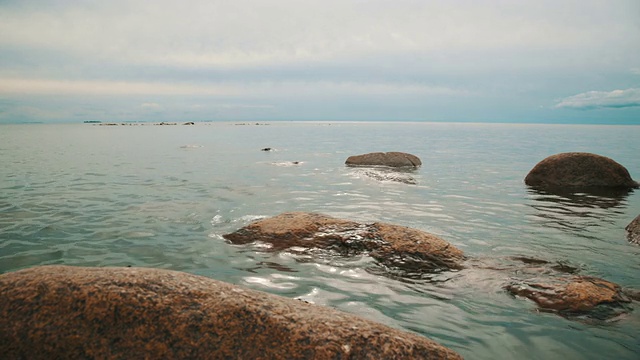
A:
[1, 122, 639, 359]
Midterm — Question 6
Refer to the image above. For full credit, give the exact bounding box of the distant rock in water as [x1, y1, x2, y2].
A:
[0, 265, 461, 360]
[223, 212, 464, 272]
[346, 152, 421, 184]
[346, 152, 422, 168]
[626, 214, 640, 245]
[261, 147, 272, 151]
[525, 152, 638, 190]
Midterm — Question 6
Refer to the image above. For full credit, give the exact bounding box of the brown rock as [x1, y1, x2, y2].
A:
[505, 275, 632, 313]
[625, 214, 640, 245]
[0, 265, 462, 360]
[524, 152, 638, 189]
[223, 212, 464, 271]
[346, 152, 422, 168]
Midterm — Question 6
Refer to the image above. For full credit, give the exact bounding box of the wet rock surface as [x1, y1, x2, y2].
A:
[223, 213, 638, 321]
[505, 276, 633, 317]
[223, 212, 465, 272]
[481, 256, 636, 320]
[0, 265, 462, 360]
[625, 214, 640, 245]
[525, 152, 638, 190]
[345, 152, 422, 168]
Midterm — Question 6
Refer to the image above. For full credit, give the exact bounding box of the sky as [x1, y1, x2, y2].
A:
[0, 0, 639, 124]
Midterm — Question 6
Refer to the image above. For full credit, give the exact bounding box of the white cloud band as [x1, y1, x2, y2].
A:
[0, 78, 465, 98]
[555, 88, 640, 110]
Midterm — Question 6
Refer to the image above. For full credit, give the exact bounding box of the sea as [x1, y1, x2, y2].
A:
[1, 121, 639, 359]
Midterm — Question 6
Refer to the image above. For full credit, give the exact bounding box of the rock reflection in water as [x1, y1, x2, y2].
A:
[526, 187, 632, 235]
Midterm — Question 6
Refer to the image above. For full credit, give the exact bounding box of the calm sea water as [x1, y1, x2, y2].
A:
[1, 122, 639, 359]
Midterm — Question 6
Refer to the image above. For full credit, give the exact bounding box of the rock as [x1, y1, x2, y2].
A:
[346, 152, 422, 168]
[0, 266, 461, 360]
[505, 275, 632, 316]
[183, 121, 195, 125]
[223, 212, 464, 271]
[625, 214, 640, 245]
[525, 152, 638, 189]
[261, 147, 272, 151]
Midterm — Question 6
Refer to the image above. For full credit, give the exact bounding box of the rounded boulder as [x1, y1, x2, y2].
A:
[525, 152, 638, 189]
[0, 265, 462, 360]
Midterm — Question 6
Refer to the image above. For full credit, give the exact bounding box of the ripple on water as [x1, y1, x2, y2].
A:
[1, 123, 639, 359]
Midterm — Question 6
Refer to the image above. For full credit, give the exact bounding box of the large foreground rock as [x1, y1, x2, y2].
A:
[223, 212, 464, 271]
[626, 214, 640, 245]
[0, 265, 462, 360]
[346, 152, 422, 168]
[525, 152, 638, 189]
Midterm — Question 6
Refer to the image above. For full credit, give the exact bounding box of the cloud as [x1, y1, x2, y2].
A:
[0, 77, 467, 98]
[1, 1, 639, 123]
[140, 102, 161, 109]
[555, 88, 640, 110]
[209, 104, 275, 109]
[0, 78, 235, 96]
[1, 0, 638, 70]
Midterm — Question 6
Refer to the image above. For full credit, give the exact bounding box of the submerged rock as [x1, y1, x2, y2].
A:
[463, 256, 636, 321]
[525, 152, 638, 190]
[346, 152, 422, 168]
[505, 275, 632, 317]
[626, 214, 640, 245]
[223, 212, 464, 271]
[359, 169, 417, 184]
[0, 265, 462, 360]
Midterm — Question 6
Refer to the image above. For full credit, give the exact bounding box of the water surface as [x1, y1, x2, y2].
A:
[1, 122, 639, 359]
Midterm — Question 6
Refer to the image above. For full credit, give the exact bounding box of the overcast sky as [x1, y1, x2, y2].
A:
[1, 0, 639, 124]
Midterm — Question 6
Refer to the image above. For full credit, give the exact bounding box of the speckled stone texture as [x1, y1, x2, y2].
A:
[345, 152, 422, 168]
[524, 152, 638, 189]
[626, 214, 640, 245]
[223, 212, 464, 271]
[504, 276, 632, 314]
[0, 265, 462, 360]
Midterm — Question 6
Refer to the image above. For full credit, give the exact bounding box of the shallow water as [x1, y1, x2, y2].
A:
[1, 122, 639, 359]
